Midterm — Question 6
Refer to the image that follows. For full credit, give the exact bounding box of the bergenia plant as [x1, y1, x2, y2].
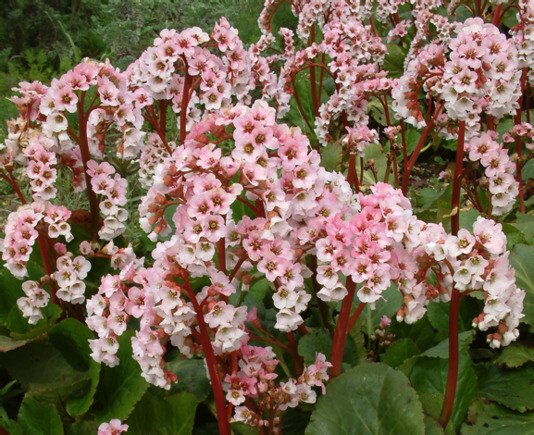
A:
[0, 0, 532, 433]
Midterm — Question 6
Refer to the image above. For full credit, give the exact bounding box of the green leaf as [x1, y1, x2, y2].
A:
[49, 319, 100, 417]
[127, 392, 197, 435]
[320, 140, 343, 171]
[232, 422, 258, 435]
[245, 278, 271, 304]
[383, 44, 407, 78]
[0, 267, 23, 326]
[355, 144, 389, 186]
[93, 331, 148, 422]
[522, 159, 534, 180]
[166, 358, 211, 402]
[509, 244, 534, 325]
[502, 223, 526, 249]
[282, 408, 311, 434]
[0, 335, 27, 352]
[421, 331, 474, 358]
[298, 329, 332, 365]
[494, 344, 534, 368]
[389, 316, 436, 351]
[419, 393, 454, 434]
[478, 364, 534, 412]
[0, 339, 91, 417]
[65, 419, 100, 435]
[7, 303, 61, 340]
[306, 363, 425, 435]
[426, 301, 449, 331]
[17, 396, 63, 435]
[462, 398, 534, 434]
[409, 353, 478, 430]
[424, 416, 444, 435]
[382, 338, 419, 368]
[513, 213, 534, 244]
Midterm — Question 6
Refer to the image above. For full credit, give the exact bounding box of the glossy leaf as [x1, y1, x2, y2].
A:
[478, 364, 534, 413]
[127, 392, 197, 434]
[462, 398, 534, 434]
[306, 363, 425, 435]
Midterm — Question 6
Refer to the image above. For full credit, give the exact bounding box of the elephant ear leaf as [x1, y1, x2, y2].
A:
[306, 363, 425, 435]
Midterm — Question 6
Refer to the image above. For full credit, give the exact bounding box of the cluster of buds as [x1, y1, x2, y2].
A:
[230, 346, 331, 430]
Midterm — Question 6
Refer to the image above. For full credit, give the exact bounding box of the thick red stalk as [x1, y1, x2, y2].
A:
[492, 4, 503, 25]
[183, 273, 230, 435]
[346, 301, 366, 334]
[439, 121, 465, 428]
[287, 331, 302, 374]
[76, 94, 101, 239]
[330, 278, 356, 377]
[439, 286, 460, 428]
[180, 71, 192, 145]
[347, 153, 359, 192]
[401, 104, 443, 195]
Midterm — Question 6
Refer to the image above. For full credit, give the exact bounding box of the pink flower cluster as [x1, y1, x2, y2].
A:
[466, 132, 519, 215]
[52, 253, 91, 304]
[126, 17, 259, 134]
[138, 133, 174, 188]
[315, 183, 414, 305]
[88, 160, 128, 240]
[16, 280, 50, 324]
[44, 204, 73, 241]
[439, 18, 521, 129]
[23, 134, 58, 201]
[87, 102, 354, 393]
[422, 217, 525, 347]
[97, 419, 128, 435]
[87, 272, 127, 367]
[1, 203, 44, 279]
[511, 0, 534, 82]
[229, 346, 331, 429]
[394, 16, 522, 138]
[273, 16, 389, 145]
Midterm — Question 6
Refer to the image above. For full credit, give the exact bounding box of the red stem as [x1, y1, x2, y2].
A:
[439, 286, 460, 428]
[330, 277, 356, 377]
[347, 153, 359, 192]
[401, 104, 443, 195]
[159, 100, 167, 134]
[287, 331, 302, 374]
[180, 71, 192, 145]
[439, 121, 465, 428]
[183, 272, 230, 435]
[75, 93, 101, 240]
[491, 4, 503, 26]
[346, 301, 366, 334]
[228, 255, 247, 282]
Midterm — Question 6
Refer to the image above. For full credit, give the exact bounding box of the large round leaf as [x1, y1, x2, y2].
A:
[306, 363, 424, 435]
